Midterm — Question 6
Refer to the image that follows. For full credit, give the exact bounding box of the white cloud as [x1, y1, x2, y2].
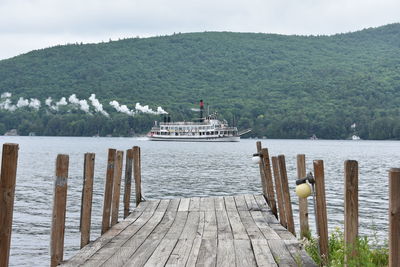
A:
[0, 0, 399, 59]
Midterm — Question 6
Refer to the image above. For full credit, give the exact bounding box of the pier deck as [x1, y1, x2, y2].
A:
[61, 194, 316, 267]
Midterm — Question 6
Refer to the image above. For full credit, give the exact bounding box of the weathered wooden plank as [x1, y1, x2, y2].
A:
[224, 196, 237, 211]
[148, 211, 178, 240]
[250, 210, 281, 240]
[284, 240, 318, 267]
[200, 197, 215, 211]
[214, 196, 225, 211]
[165, 239, 194, 267]
[244, 194, 260, 211]
[251, 239, 278, 267]
[202, 210, 218, 239]
[195, 239, 217, 267]
[61, 201, 153, 266]
[226, 210, 249, 240]
[269, 223, 297, 240]
[216, 239, 235, 267]
[254, 195, 280, 224]
[179, 211, 200, 240]
[178, 198, 190, 211]
[234, 195, 248, 211]
[189, 197, 200, 211]
[167, 198, 181, 212]
[182, 211, 205, 267]
[165, 211, 189, 240]
[216, 204, 233, 240]
[144, 239, 179, 267]
[268, 239, 297, 266]
[97, 200, 170, 266]
[238, 210, 265, 240]
[234, 239, 257, 267]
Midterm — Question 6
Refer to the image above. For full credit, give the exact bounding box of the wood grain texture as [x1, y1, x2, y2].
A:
[102, 149, 116, 234]
[0, 143, 19, 267]
[50, 154, 69, 267]
[80, 153, 95, 249]
[261, 148, 278, 218]
[278, 155, 296, 236]
[111, 150, 124, 227]
[389, 168, 400, 267]
[344, 160, 358, 263]
[313, 160, 329, 264]
[61, 195, 316, 267]
[123, 149, 133, 219]
[297, 154, 310, 239]
[133, 146, 141, 207]
[271, 156, 287, 228]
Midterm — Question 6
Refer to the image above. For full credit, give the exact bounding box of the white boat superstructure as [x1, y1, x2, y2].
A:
[147, 100, 246, 142]
[148, 116, 240, 142]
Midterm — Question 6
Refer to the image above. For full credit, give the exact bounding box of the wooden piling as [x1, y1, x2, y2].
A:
[313, 160, 329, 264]
[344, 160, 358, 262]
[101, 149, 116, 234]
[133, 146, 142, 206]
[389, 168, 400, 267]
[271, 156, 287, 228]
[123, 149, 134, 219]
[111, 151, 124, 227]
[80, 153, 95, 249]
[260, 148, 277, 218]
[256, 141, 267, 197]
[50, 154, 69, 267]
[0, 143, 19, 267]
[278, 155, 295, 236]
[297, 154, 310, 239]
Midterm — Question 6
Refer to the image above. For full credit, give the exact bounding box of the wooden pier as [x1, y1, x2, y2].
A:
[61, 194, 315, 267]
[2, 141, 400, 266]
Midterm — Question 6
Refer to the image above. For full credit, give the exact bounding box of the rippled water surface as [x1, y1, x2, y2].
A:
[1, 136, 398, 266]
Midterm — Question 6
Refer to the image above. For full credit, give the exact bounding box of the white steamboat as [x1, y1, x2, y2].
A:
[147, 100, 250, 142]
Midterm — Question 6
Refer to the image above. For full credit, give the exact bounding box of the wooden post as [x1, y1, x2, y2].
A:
[271, 156, 287, 228]
[80, 153, 95, 249]
[123, 149, 134, 219]
[260, 148, 277, 218]
[50, 154, 69, 267]
[389, 168, 400, 267]
[133, 146, 142, 207]
[344, 160, 358, 263]
[111, 150, 124, 227]
[313, 160, 329, 264]
[297, 154, 310, 239]
[0, 143, 19, 267]
[278, 155, 296, 236]
[101, 149, 116, 234]
[256, 141, 267, 197]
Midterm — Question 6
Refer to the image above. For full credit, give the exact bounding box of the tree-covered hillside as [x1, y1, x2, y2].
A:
[1, 23, 400, 138]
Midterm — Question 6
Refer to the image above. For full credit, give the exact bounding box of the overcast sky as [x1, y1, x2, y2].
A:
[0, 0, 399, 60]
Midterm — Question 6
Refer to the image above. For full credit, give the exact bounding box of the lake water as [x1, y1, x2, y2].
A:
[0, 137, 398, 266]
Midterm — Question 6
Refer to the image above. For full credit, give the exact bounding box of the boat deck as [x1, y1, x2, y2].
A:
[61, 194, 316, 267]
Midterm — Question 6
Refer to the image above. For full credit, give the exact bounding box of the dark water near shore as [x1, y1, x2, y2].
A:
[0, 136, 397, 266]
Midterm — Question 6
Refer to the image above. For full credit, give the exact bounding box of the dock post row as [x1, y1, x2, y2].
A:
[0, 142, 399, 266]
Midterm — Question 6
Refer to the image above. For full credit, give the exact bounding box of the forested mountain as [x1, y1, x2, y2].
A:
[1, 23, 400, 139]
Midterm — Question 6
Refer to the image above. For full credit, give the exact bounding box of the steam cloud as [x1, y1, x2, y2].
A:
[69, 94, 90, 113]
[89, 94, 109, 116]
[0, 92, 168, 116]
[109, 100, 135, 116]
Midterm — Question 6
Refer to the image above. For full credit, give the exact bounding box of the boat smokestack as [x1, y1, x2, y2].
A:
[167, 115, 171, 123]
[200, 100, 204, 122]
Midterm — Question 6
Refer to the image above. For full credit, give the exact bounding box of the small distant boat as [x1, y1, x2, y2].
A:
[147, 100, 251, 142]
[352, 135, 361, 140]
[310, 134, 318, 140]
